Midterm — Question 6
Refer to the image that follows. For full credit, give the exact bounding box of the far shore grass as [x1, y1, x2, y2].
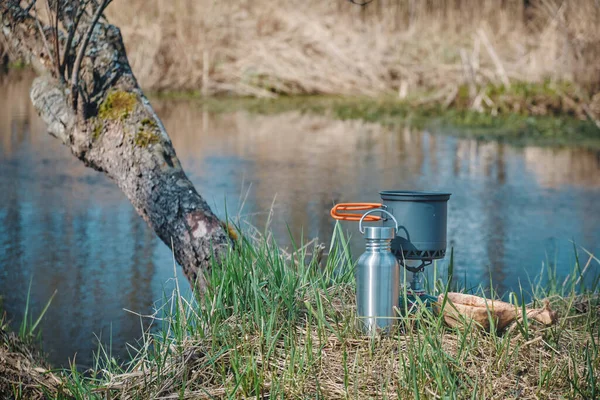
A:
[153, 81, 600, 150]
[2, 67, 598, 148]
[1, 223, 599, 399]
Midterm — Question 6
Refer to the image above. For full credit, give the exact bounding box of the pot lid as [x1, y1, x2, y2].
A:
[380, 190, 451, 202]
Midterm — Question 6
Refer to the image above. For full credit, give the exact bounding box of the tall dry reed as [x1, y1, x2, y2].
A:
[105, 0, 600, 97]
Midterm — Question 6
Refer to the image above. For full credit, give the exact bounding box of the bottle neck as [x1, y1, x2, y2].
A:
[364, 238, 392, 252]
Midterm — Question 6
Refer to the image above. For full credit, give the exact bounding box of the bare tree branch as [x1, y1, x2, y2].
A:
[70, 0, 111, 110]
[60, 0, 90, 79]
[45, 0, 62, 81]
[33, 6, 55, 69]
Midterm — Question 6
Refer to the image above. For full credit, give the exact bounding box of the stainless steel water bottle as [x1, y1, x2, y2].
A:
[355, 209, 400, 334]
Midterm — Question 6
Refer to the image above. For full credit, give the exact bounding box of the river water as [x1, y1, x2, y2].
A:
[1, 73, 599, 367]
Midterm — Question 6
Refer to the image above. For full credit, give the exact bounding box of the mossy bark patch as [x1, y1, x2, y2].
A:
[135, 130, 160, 147]
[92, 119, 103, 140]
[134, 118, 161, 147]
[140, 118, 158, 130]
[98, 90, 138, 121]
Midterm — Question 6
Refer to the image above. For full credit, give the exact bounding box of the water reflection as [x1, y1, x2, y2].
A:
[524, 147, 600, 188]
[1, 74, 599, 367]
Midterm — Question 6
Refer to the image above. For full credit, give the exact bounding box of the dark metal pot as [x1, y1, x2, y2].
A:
[379, 191, 451, 262]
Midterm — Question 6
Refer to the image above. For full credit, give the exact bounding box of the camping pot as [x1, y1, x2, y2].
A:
[355, 209, 400, 334]
[331, 191, 451, 263]
[380, 191, 451, 261]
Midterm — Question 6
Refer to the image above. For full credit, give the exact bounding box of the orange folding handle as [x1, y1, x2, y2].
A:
[330, 203, 383, 221]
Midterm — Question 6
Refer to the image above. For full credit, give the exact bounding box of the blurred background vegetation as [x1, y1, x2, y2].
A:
[114, 0, 600, 112]
[3, 0, 599, 118]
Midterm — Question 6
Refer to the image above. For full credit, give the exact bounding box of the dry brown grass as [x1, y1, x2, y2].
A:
[0, 324, 61, 399]
[105, 0, 600, 97]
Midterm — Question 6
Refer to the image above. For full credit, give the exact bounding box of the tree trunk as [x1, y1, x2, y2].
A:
[0, 1, 230, 291]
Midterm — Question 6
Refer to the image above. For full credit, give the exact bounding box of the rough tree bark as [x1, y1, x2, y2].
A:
[0, 0, 230, 291]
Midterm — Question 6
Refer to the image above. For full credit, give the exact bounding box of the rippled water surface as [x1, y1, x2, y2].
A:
[1, 73, 599, 367]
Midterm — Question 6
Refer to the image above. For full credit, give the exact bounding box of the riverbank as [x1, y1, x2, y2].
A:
[0, 315, 60, 399]
[110, 0, 600, 136]
[2, 67, 599, 148]
[2, 228, 599, 399]
[155, 84, 600, 149]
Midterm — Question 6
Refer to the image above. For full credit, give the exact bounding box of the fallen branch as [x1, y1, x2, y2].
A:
[437, 293, 558, 333]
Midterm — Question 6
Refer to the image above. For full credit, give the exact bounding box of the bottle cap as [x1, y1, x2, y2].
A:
[363, 226, 396, 240]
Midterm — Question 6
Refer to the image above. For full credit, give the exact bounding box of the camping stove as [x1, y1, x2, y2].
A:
[331, 191, 451, 308]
